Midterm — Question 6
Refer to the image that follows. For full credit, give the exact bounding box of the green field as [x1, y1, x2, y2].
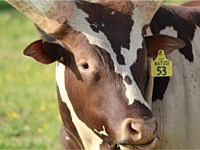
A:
[0, 1, 61, 149]
[166, 0, 188, 5]
[0, 0, 189, 149]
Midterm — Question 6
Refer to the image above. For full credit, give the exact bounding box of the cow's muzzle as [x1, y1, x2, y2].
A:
[117, 117, 158, 149]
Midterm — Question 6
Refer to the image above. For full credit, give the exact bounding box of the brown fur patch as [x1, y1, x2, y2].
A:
[99, 0, 134, 15]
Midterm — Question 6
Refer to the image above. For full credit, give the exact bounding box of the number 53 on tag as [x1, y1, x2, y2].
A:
[151, 50, 173, 77]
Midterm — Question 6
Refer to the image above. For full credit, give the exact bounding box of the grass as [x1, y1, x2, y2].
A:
[0, 0, 190, 149]
[165, 0, 188, 5]
[0, 1, 61, 149]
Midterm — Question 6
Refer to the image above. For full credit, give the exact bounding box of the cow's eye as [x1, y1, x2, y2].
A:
[81, 63, 89, 70]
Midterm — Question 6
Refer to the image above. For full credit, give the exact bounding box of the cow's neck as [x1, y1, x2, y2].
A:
[147, 5, 200, 102]
[148, 5, 200, 148]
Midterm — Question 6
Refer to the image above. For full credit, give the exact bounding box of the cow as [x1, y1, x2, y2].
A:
[5, 0, 200, 149]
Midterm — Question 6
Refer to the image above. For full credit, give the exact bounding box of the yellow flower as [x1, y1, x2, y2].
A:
[10, 112, 19, 119]
[37, 128, 43, 134]
[6, 74, 11, 81]
[40, 105, 46, 112]
[43, 123, 48, 129]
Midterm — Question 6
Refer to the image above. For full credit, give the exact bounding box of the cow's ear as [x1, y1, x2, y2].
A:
[24, 39, 63, 64]
[145, 34, 185, 58]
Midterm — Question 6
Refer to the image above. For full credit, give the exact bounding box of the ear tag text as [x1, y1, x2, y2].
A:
[151, 50, 173, 77]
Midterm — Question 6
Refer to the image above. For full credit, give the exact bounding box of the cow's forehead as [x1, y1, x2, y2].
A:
[64, 1, 149, 108]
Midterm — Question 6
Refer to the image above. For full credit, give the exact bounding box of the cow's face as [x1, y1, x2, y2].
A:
[56, 31, 155, 146]
[17, 1, 185, 149]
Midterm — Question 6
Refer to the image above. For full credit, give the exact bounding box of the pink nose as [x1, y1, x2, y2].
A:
[119, 118, 158, 145]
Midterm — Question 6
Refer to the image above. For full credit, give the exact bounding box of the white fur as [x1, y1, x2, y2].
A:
[56, 63, 102, 150]
[145, 58, 154, 109]
[121, 8, 150, 107]
[152, 26, 200, 148]
[94, 126, 108, 137]
[111, 11, 116, 15]
[67, 4, 150, 108]
[65, 136, 70, 141]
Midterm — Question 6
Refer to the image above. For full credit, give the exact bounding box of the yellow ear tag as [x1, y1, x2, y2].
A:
[151, 50, 173, 77]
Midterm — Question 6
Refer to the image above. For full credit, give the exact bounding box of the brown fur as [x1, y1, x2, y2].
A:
[99, 0, 134, 15]
[182, 0, 200, 7]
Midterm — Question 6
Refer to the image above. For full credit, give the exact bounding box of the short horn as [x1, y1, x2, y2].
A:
[5, 0, 76, 34]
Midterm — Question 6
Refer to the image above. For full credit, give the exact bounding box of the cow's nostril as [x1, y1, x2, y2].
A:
[129, 123, 138, 134]
[129, 123, 142, 141]
[120, 118, 157, 145]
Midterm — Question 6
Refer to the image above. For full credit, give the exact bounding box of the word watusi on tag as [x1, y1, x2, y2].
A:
[151, 50, 173, 77]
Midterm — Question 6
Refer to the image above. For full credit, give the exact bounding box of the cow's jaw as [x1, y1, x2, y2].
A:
[120, 137, 159, 150]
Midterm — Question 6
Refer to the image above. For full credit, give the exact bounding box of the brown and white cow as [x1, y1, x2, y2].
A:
[6, 0, 200, 149]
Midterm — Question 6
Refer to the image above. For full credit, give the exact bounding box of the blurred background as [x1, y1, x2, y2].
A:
[0, 0, 191, 149]
[0, 1, 61, 149]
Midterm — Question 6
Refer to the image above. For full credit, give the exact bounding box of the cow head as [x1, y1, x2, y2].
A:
[7, 0, 185, 149]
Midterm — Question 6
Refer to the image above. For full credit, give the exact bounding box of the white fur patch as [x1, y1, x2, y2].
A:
[94, 126, 108, 137]
[65, 136, 70, 141]
[67, 4, 150, 109]
[56, 63, 102, 150]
